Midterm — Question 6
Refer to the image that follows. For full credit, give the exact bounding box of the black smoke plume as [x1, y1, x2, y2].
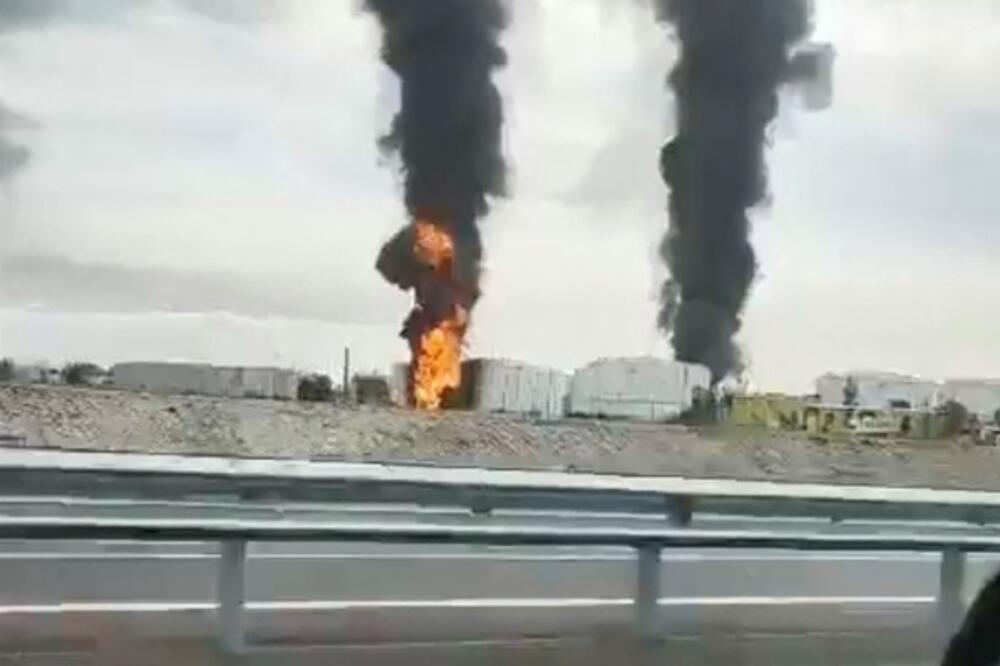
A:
[365, 0, 508, 395]
[655, 0, 810, 383]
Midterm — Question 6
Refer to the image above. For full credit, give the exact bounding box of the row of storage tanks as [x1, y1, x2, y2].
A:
[389, 357, 711, 421]
[816, 371, 1000, 421]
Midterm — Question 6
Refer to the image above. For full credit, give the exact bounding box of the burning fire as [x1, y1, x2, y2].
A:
[412, 305, 467, 410]
[414, 220, 453, 269]
[411, 220, 466, 410]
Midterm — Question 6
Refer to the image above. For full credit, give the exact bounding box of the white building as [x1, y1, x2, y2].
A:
[12, 363, 62, 385]
[815, 371, 940, 409]
[111, 362, 298, 399]
[942, 379, 1000, 421]
[568, 357, 711, 421]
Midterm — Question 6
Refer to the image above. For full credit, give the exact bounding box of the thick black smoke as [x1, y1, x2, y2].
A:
[655, 0, 810, 383]
[365, 0, 507, 366]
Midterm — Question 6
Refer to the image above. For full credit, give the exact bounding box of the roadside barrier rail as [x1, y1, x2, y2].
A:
[0, 447, 994, 651]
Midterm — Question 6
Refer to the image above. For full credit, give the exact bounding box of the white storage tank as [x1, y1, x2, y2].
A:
[815, 371, 940, 409]
[568, 357, 710, 421]
[226, 367, 298, 399]
[111, 362, 298, 399]
[388, 362, 409, 407]
[460, 358, 569, 419]
[112, 362, 221, 395]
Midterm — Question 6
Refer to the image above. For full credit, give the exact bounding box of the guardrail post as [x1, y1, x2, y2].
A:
[218, 539, 248, 653]
[938, 547, 966, 634]
[635, 544, 661, 640]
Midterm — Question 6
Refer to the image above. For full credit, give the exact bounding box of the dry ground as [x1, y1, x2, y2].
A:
[2, 384, 999, 490]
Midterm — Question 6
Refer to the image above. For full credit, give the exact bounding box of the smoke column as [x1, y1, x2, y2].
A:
[365, 0, 507, 407]
[655, 0, 810, 383]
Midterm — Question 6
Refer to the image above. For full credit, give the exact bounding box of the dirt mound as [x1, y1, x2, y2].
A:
[2, 384, 999, 490]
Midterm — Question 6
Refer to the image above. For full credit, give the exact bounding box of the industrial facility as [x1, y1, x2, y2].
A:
[815, 371, 941, 409]
[457, 359, 569, 420]
[110, 362, 299, 400]
[730, 370, 1000, 442]
[568, 357, 710, 421]
[388, 356, 710, 423]
[7, 354, 999, 439]
[389, 358, 570, 420]
[815, 372, 1000, 419]
[942, 379, 1000, 421]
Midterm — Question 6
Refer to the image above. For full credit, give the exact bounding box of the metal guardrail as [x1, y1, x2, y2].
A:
[0, 447, 996, 651]
[7, 447, 1000, 523]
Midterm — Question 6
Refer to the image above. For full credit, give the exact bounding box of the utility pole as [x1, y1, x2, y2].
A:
[342, 346, 351, 403]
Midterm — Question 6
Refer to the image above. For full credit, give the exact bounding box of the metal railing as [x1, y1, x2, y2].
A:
[1, 447, 998, 651]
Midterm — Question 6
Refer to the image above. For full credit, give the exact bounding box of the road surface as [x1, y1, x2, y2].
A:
[2, 540, 990, 664]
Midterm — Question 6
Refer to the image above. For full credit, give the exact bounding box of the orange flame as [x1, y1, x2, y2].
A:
[411, 220, 465, 410]
[414, 220, 453, 270]
[412, 305, 467, 410]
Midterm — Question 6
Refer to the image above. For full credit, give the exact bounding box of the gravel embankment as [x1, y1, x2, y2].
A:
[2, 384, 1000, 491]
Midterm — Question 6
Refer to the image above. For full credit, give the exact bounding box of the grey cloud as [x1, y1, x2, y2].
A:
[173, 0, 278, 24]
[0, 0, 151, 32]
[0, 137, 29, 180]
[570, 124, 663, 210]
[0, 0, 276, 30]
[0, 254, 401, 325]
[775, 110, 1000, 246]
[0, 0, 279, 181]
[0, 0, 72, 30]
[0, 101, 36, 181]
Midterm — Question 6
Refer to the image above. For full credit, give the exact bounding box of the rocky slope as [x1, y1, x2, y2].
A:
[2, 384, 999, 490]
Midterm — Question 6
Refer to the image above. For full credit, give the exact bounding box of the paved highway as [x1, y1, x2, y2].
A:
[0, 539, 993, 663]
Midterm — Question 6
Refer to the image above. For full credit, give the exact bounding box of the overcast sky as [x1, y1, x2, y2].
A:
[2, 0, 999, 392]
